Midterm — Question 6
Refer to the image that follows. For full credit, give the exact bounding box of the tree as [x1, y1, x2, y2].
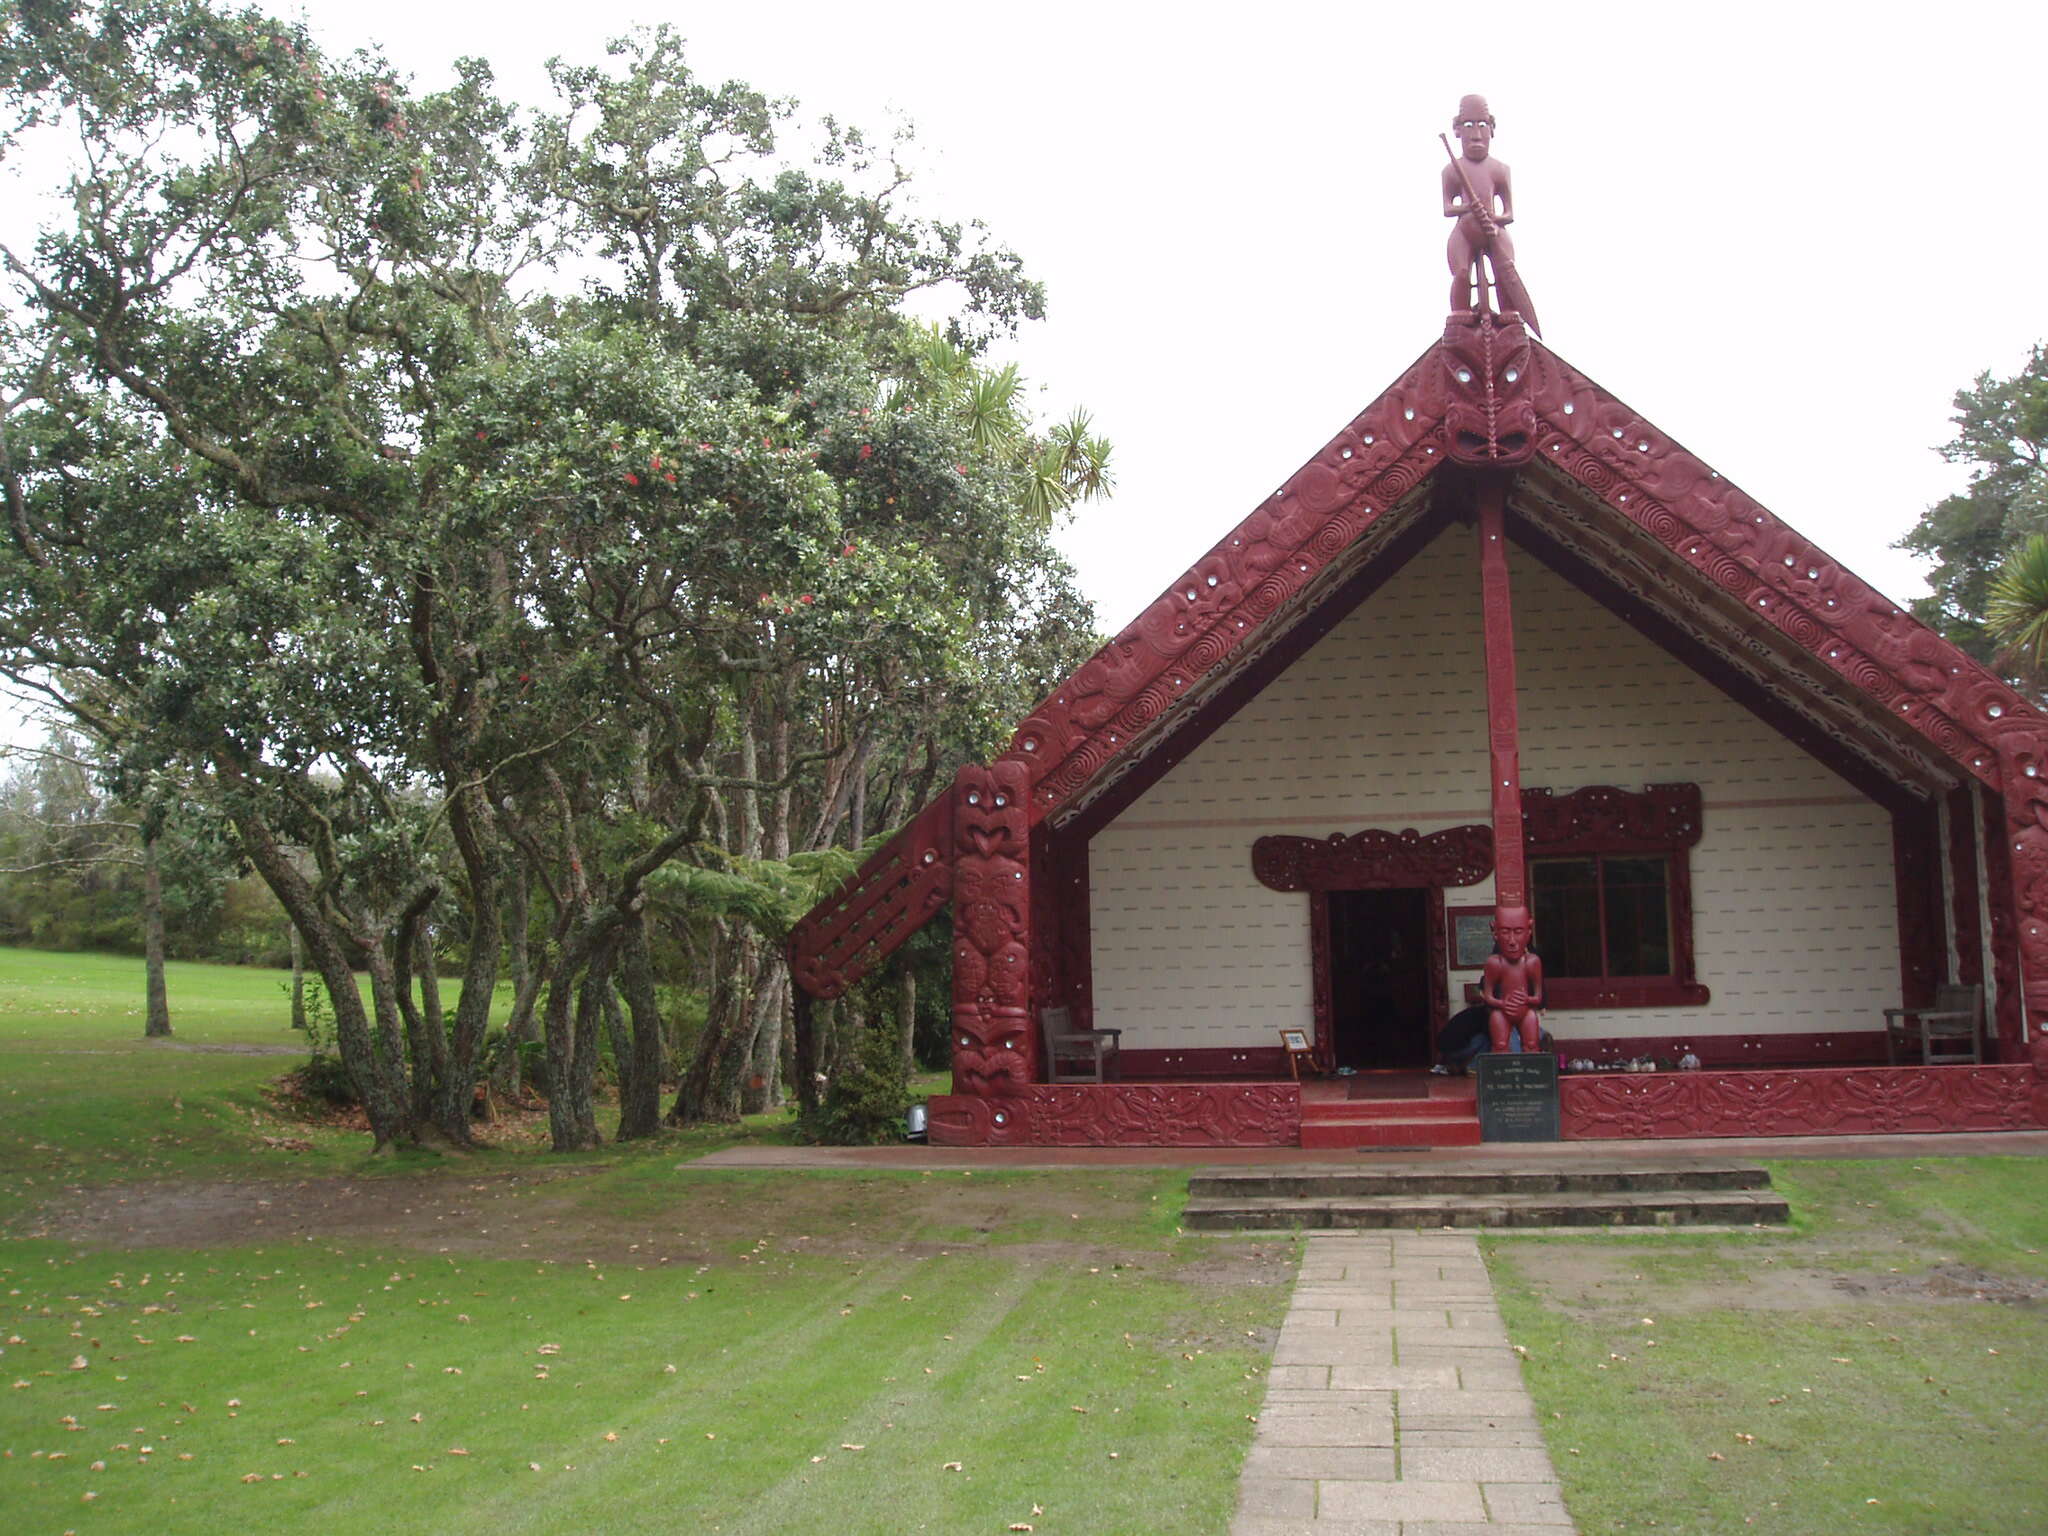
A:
[0, 3, 1106, 1151]
[1897, 344, 2048, 660]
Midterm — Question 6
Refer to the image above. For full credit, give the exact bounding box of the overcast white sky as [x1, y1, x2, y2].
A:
[7, 0, 2048, 742]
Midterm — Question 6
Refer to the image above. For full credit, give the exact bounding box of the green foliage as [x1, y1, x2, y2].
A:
[1898, 343, 2048, 661]
[803, 1013, 911, 1145]
[1986, 530, 2048, 681]
[0, 734, 271, 962]
[0, 1, 1111, 1146]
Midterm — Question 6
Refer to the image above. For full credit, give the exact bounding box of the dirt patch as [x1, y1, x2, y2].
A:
[14, 1165, 1258, 1282]
[154, 1040, 307, 1056]
[1497, 1242, 2046, 1317]
[1834, 1262, 2047, 1306]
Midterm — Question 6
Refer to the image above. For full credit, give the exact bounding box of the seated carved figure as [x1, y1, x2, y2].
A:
[1479, 905, 1544, 1053]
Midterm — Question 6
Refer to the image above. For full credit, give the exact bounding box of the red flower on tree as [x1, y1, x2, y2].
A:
[799, 594, 815, 605]
[857, 444, 873, 461]
[623, 471, 640, 487]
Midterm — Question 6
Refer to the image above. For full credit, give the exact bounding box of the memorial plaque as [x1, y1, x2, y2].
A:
[1475, 1051, 1560, 1142]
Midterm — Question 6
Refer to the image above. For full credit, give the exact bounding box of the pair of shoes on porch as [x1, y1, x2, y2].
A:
[1428, 1063, 1449, 1075]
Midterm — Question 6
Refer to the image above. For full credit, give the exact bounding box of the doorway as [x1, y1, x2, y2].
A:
[1326, 887, 1433, 1070]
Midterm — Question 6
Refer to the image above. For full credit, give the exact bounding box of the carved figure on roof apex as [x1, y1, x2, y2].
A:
[1441, 94, 1541, 336]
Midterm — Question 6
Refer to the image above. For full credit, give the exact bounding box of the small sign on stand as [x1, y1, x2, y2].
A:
[1280, 1028, 1318, 1082]
[1475, 1051, 1560, 1141]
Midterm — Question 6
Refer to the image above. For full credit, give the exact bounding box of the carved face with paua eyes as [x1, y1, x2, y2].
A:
[951, 1009, 1032, 1095]
[1453, 94, 1495, 160]
[1442, 313, 1535, 467]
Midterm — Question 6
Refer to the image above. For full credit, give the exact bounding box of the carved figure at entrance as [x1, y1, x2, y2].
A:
[1441, 94, 1540, 335]
[1481, 904, 1545, 1052]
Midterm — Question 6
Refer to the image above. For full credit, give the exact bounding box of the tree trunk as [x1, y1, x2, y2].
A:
[432, 784, 502, 1144]
[672, 927, 750, 1124]
[544, 922, 612, 1152]
[792, 979, 821, 1116]
[227, 794, 414, 1149]
[739, 966, 785, 1114]
[289, 924, 308, 1032]
[141, 828, 171, 1038]
[492, 854, 531, 1093]
[614, 912, 665, 1140]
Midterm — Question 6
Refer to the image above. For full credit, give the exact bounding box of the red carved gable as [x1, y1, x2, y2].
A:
[793, 328, 2048, 1037]
[985, 336, 2048, 833]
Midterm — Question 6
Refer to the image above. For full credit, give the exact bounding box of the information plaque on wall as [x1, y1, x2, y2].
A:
[1475, 1051, 1561, 1142]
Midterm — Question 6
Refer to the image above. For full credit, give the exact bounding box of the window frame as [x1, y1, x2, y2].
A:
[1523, 784, 1709, 1011]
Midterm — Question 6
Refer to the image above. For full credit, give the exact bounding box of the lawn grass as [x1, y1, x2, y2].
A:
[1487, 1158, 2048, 1535]
[0, 949, 1290, 1533]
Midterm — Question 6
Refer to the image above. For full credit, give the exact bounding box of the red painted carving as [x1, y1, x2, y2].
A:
[1520, 346, 2048, 1038]
[1440, 94, 1539, 334]
[1523, 783, 1703, 853]
[1507, 519, 1927, 813]
[950, 761, 1035, 1095]
[1559, 1064, 2048, 1140]
[1252, 824, 1494, 893]
[1000, 349, 1447, 821]
[926, 1084, 1301, 1147]
[1476, 485, 1527, 912]
[1442, 313, 1536, 467]
[1481, 908, 1544, 1052]
[1064, 504, 1455, 840]
[789, 793, 953, 1000]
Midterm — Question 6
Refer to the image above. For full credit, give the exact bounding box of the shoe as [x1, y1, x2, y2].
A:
[1428, 1064, 1449, 1075]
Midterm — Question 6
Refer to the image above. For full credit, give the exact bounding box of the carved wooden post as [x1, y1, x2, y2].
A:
[1475, 477, 1527, 918]
[1996, 750, 2048, 1069]
[950, 761, 1036, 1094]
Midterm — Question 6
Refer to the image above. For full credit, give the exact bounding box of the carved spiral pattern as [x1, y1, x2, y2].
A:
[1771, 601, 1827, 651]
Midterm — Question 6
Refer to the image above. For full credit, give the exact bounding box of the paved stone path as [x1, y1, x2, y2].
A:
[1233, 1231, 1574, 1535]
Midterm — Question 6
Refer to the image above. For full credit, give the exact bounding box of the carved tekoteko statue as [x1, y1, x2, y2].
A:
[1480, 905, 1545, 1053]
[1441, 94, 1540, 337]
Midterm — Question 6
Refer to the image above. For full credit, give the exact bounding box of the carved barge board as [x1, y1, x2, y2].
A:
[1560, 1065, 2048, 1140]
[927, 1084, 1302, 1147]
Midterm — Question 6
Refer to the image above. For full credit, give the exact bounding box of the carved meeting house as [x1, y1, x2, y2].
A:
[789, 307, 2048, 1149]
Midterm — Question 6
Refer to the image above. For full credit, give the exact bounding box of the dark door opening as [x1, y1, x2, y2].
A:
[1327, 887, 1433, 1070]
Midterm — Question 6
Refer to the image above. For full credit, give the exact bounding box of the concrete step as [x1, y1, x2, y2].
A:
[1300, 1115, 1484, 1149]
[1190, 1162, 1772, 1199]
[1182, 1187, 1791, 1231]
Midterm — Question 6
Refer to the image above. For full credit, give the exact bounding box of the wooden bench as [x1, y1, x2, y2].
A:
[1883, 983, 1984, 1066]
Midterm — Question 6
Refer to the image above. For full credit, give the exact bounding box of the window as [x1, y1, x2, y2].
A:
[1522, 784, 1708, 1010]
[1532, 855, 1672, 981]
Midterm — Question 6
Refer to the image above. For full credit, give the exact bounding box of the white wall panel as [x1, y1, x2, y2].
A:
[1088, 523, 1903, 1048]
